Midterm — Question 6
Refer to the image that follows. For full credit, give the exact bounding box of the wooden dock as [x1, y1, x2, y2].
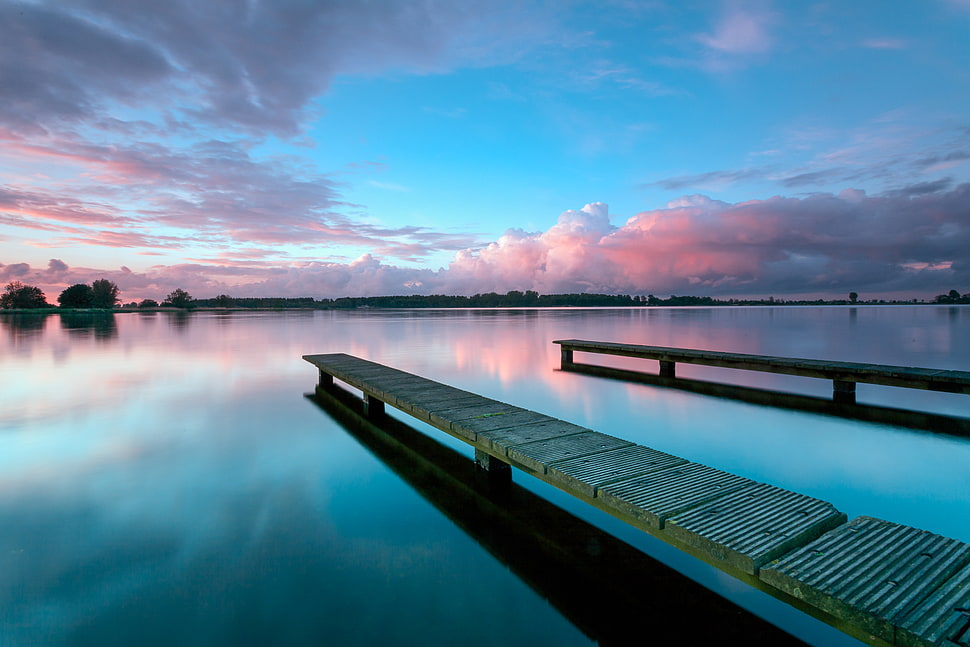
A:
[306, 382, 809, 646]
[554, 339, 970, 403]
[304, 352, 970, 647]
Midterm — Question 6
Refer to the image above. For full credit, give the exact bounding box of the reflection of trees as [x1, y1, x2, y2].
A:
[0, 313, 52, 344]
[59, 311, 118, 341]
[164, 310, 192, 332]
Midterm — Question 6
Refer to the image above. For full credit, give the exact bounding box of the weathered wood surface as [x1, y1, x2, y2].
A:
[304, 352, 970, 647]
[762, 517, 970, 647]
[553, 339, 970, 395]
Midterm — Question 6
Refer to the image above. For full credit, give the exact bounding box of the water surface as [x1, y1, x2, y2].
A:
[2, 306, 968, 646]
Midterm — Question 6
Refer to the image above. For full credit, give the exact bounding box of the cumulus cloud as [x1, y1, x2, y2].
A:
[47, 258, 68, 273]
[441, 187, 970, 297]
[11, 186, 964, 302]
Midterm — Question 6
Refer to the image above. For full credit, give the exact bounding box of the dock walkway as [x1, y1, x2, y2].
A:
[553, 339, 970, 403]
[304, 352, 970, 647]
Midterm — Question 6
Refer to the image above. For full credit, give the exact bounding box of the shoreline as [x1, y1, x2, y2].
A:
[2, 302, 968, 315]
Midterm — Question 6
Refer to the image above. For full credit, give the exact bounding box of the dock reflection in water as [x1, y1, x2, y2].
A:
[307, 383, 808, 647]
[559, 361, 970, 438]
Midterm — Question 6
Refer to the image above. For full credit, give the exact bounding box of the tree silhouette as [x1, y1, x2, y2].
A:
[1, 281, 49, 309]
[58, 283, 94, 308]
[91, 279, 120, 308]
[163, 288, 194, 308]
[849, 292, 858, 303]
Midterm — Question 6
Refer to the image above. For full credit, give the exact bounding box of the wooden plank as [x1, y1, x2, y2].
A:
[760, 516, 970, 644]
[507, 432, 633, 474]
[394, 391, 489, 423]
[370, 378, 458, 403]
[450, 410, 556, 440]
[664, 483, 847, 575]
[406, 393, 493, 416]
[476, 420, 590, 455]
[896, 563, 970, 647]
[428, 400, 529, 432]
[547, 445, 688, 498]
[597, 463, 753, 530]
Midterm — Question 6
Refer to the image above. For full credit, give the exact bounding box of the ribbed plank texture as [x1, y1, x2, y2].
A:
[761, 516, 970, 643]
[547, 445, 688, 498]
[665, 483, 847, 574]
[896, 562, 970, 647]
[597, 463, 752, 529]
[507, 432, 633, 474]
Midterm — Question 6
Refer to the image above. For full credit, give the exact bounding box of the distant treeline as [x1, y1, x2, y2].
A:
[7, 279, 965, 312]
[191, 291, 640, 309]
[185, 289, 965, 310]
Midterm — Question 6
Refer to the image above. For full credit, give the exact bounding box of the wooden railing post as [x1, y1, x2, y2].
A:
[363, 393, 385, 418]
[475, 448, 511, 486]
[660, 360, 676, 378]
[833, 380, 856, 404]
[561, 347, 574, 367]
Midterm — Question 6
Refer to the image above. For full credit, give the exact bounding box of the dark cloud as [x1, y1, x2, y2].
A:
[780, 168, 853, 187]
[883, 177, 953, 198]
[1, 0, 507, 137]
[644, 168, 767, 190]
[911, 150, 970, 172]
[47, 258, 68, 273]
[0, 262, 31, 279]
[0, 2, 172, 134]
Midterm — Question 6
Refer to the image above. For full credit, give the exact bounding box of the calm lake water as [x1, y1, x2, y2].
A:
[1, 306, 968, 646]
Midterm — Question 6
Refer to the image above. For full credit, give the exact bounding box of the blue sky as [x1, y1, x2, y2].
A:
[1, 0, 968, 301]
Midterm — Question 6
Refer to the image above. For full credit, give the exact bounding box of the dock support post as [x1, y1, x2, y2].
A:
[833, 380, 856, 404]
[660, 360, 676, 378]
[363, 393, 385, 418]
[319, 370, 333, 387]
[475, 448, 511, 486]
[561, 348, 574, 367]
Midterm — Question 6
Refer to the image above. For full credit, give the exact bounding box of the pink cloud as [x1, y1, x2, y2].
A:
[438, 187, 970, 298]
[4, 188, 968, 303]
[1, 131, 481, 263]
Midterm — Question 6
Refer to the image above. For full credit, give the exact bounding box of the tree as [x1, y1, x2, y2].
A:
[934, 289, 966, 304]
[163, 288, 194, 308]
[1, 281, 50, 309]
[58, 283, 94, 308]
[138, 298, 159, 308]
[91, 278, 120, 308]
[214, 294, 235, 308]
[849, 292, 858, 303]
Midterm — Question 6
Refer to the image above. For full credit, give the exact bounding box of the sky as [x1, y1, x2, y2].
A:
[1, 0, 969, 303]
